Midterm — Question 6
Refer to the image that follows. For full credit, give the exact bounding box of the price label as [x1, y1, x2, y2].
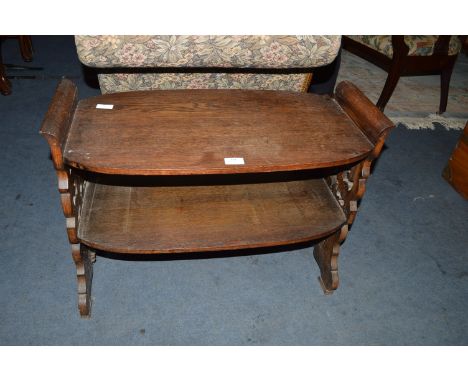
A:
[224, 157, 245, 165]
[96, 104, 114, 109]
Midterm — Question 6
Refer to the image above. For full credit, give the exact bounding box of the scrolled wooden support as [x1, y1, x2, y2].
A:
[313, 224, 348, 294]
[72, 244, 93, 317]
[314, 81, 395, 294]
[40, 79, 93, 317]
[327, 165, 363, 225]
[332, 81, 395, 225]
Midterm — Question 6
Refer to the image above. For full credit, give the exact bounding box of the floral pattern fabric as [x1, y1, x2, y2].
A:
[98, 72, 312, 94]
[75, 35, 341, 69]
[348, 35, 462, 58]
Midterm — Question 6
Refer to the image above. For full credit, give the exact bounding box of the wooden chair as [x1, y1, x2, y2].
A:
[342, 35, 464, 114]
[0, 36, 33, 95]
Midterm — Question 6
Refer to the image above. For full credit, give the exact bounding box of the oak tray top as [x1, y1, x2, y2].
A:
[64, 89, 374, 175]
[78, 177, 346, 254]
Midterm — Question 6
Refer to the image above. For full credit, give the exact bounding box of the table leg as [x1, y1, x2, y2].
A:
[72, 244, 94, 318]
[313, 225, 348, 294]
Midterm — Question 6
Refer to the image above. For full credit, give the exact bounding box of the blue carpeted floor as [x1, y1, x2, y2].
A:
[0, 36, 467, 345]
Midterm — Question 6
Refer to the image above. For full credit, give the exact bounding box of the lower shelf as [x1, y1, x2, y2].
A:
[77, 178, 346, 253]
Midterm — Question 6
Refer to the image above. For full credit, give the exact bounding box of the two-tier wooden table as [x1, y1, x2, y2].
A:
[40, 79, 393, 317]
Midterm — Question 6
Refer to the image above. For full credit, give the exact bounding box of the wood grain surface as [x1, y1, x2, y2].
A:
[64, 89, 373, 175]
[77, 178, 346, 253]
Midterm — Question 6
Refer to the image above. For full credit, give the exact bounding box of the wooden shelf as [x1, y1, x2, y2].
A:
[77, 177, 346, 254]
[64, 89, 373, 175]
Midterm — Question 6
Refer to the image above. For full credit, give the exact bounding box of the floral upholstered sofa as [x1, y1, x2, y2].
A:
[75, 35, 341, 94]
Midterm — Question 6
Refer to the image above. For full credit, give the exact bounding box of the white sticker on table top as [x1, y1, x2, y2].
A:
[224, 157, 245, 165]
[96, 104, 114, 109]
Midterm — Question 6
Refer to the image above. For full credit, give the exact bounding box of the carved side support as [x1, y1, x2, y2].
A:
[314, 225, 348, 294]
[314, 81, 395, 294]
[333, 80, 394, 226]
[40, 79, 93, 318]
[60, 169, 92, 317]
[72, 244, 93, 317]
[327, 158, 372, 226]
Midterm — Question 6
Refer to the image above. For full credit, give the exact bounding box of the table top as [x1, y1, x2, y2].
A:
[64, 89, 374, 175]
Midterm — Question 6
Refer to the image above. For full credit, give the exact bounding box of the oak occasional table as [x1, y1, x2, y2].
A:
[40, 79, 394, 318]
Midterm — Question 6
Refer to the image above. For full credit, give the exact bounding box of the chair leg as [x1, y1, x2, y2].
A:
[0, 64, 11, 95]
[439, 62, 455, 114]
[376, 60, 404, 111]
[18, 36, 33, 62]
[0, 40, 11, 96]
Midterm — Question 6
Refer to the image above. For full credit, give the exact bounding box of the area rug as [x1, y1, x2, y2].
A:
[391, 114, 466, 131]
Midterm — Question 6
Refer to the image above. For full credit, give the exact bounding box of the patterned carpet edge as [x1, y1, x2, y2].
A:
[391, 114, 467, 130]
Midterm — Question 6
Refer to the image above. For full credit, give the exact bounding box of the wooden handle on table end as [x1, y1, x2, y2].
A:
[335, 81, 394, 145]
